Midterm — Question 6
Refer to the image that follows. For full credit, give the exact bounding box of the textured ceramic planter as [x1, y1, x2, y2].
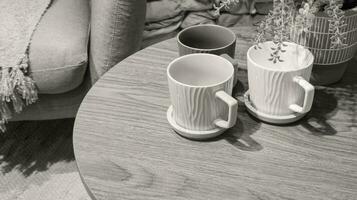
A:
[246, 42, 315, 123]
[293, 10, 357, 85]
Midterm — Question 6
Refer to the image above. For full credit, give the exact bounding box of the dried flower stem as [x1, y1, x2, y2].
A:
[326, 0, 347, 48]
[213, 0, 240, 16]
[254, 0, 349, 63]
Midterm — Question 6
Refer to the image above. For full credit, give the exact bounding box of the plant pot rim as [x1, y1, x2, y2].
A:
[315, 8, 357, 18]
[247, 41, 314, 72]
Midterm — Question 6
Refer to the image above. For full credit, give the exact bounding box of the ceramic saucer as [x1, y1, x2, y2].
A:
[243, 90, 306, 124]
[167, 106, 226, 140]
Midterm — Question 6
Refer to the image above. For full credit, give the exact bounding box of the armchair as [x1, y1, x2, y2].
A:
[11, 0, 146, 121]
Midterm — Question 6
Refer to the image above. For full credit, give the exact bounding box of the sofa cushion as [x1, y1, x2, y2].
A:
[29, 0, 90, 94]
[11, 71, 91, 121]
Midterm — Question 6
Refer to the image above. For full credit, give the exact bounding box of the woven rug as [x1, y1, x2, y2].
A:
[0, 0, 51, 131]
[0, 119, 91, 200]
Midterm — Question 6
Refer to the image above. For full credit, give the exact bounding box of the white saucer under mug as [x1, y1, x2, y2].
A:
[167, 106, 226, 140]
[244, 91, 306, 124]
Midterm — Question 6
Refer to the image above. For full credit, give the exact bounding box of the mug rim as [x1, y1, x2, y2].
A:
[177, 24, 237, 52]
[247, 41, 314, 72]
[167, 53, 234, 88]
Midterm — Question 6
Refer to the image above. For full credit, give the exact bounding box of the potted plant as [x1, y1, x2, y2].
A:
[242, 0, 317, 124]
[212, 0, 356, 123]
[254, 0, 357, 85]
[299, 0, 357, 85]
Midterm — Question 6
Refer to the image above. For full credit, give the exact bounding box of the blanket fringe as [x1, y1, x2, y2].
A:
[0, 54, 38, 132]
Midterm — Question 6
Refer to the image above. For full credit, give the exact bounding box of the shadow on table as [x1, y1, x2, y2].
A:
[332, 60, 357, 129]
[300, 89, 338, 136]
[299, 60, 357, 135]
[222, 78, 263, 151]
[200, 115, 262, 152]
[223, 116, 263, 151]
[0, 119, 75, 177]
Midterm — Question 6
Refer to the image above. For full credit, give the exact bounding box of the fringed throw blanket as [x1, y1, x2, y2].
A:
[0, 0, 52, 131]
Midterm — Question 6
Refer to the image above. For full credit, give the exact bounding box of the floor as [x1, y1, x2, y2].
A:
[0, 119, 91, 200]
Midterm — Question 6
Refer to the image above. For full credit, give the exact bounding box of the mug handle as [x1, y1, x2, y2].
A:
[214, 91, 238, 129]
[289, 76, 315, 113]
[220, 54, 238, 86]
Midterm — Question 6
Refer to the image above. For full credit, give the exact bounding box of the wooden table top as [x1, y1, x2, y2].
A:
[73, 26, 357, 200]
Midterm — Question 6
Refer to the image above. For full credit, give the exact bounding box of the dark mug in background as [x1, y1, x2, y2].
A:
[177, 24, 239, 85]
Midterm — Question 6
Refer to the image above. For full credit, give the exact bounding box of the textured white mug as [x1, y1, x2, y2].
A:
[247, 41, 315, 116]
[167, 53, 238, 131]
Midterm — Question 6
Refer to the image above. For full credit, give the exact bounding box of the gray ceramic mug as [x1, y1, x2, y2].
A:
[177, 24, 238, 85]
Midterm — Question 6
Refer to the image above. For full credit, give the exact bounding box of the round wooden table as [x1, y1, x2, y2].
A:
[73, 27, 357, 200]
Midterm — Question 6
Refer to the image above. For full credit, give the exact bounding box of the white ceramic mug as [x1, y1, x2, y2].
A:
[167, 53, 238, 131]
[247, 41, 315, 116]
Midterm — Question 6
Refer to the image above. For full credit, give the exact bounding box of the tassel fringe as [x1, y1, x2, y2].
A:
[0, 54, 38, 132]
